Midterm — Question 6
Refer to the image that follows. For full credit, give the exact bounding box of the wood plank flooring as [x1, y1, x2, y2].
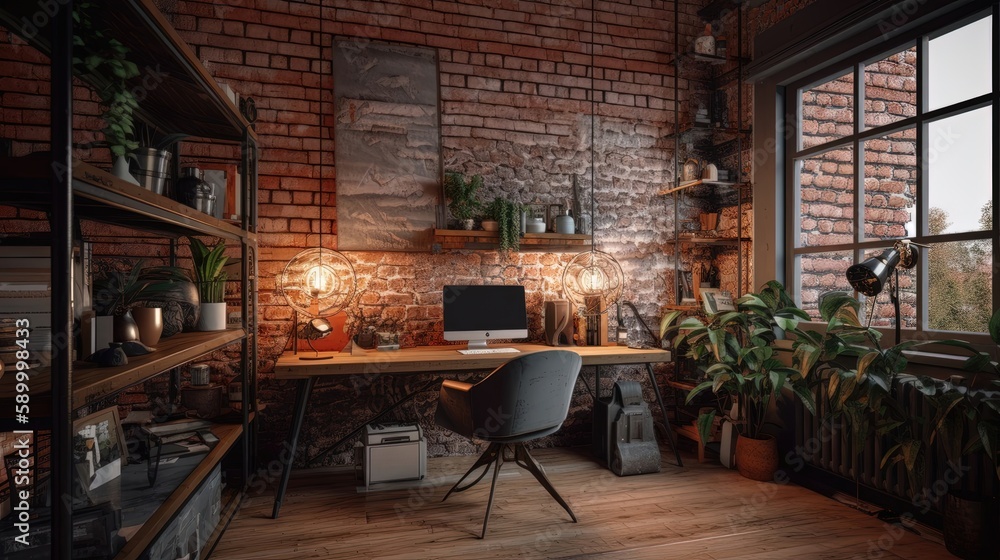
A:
[212, 447, 953, 559]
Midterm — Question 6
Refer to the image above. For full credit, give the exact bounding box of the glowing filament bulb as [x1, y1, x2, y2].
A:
[304, 264, 338, 298]
[579, 266, 608, 295]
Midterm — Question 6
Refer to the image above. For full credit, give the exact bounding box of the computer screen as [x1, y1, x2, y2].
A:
[442, 285, 528, 349]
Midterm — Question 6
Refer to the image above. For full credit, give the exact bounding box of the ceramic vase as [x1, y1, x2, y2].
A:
[112, 155, 140, 185]
[734, 434, 778, 482]
[198, 302, 227, 331]
[131, 306, 163, 346]
[112, 311, 140, 342]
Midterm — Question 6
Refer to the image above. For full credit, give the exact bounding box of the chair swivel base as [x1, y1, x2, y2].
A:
[442, 442, 577, 538]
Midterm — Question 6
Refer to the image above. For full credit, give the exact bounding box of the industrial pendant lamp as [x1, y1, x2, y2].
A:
[278, 3, 356, 359]
[561, 0, 625, 318]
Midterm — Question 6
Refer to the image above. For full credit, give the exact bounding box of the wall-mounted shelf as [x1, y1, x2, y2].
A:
[432, 229, 592, 252]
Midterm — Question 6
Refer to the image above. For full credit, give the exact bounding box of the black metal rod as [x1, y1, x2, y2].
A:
[50, 2, 74, 557]
[272, 376, 317, 519]
[646, 363, 683, 467]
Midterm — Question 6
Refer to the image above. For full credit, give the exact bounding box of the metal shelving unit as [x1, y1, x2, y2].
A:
[0, 1, 258, 558]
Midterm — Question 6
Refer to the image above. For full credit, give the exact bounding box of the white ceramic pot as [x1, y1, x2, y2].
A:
[112, 155, 140, 185]
[198, 302, 227, 331]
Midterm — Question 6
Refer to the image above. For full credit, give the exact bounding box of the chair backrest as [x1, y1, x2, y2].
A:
[469, 350, 582, 440]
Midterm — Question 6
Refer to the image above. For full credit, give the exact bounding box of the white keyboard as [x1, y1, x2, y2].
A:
[457, 347, 521, 355]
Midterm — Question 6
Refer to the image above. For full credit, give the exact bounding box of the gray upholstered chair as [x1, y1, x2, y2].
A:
[435, 349, 583, 538]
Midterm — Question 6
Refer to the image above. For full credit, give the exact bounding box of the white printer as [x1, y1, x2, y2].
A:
[356, 423, 426, 489]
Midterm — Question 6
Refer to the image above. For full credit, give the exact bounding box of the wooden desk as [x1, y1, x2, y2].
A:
[270, 343, 680, 518]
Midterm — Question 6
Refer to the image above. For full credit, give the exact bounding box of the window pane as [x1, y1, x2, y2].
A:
[797, 146, 854, 248]
[797, 251, 855, 320]
[864, 47, 917, 129]
[928, 240, 992, 332]
[860, 247, 916, 331]
[927, 107, 992, 235]
[800, 71, 855, 150]
[928, 16, 992, 111]
[863, 128, 917, 241]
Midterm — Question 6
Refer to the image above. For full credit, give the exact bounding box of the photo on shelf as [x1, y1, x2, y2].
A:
[72, 406, 127, 507]
[701, 288, 735, 315]
[200, 162, 241, 222]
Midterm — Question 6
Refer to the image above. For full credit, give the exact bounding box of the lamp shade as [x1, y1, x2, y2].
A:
[846, 248, 900, 297]
[279, 248, 356, 317]
[561, 250, 625, 316]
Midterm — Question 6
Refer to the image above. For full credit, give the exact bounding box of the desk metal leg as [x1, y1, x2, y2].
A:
[272, 376, 317, 520]
[646, 363, 683, 467]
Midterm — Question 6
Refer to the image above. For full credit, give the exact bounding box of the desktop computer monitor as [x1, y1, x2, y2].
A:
[442, 285, 528, 349]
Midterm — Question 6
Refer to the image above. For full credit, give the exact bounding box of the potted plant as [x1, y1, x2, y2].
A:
[661, 281, 817, 481]
[791, 292, 994, 557]
[914, 309, 1000, 559]
[73, 4, 140, 179]
[188, 237, 230, 331]
[443, 172, 483, 230]
[483, 196, 522, 251]
[93, 260, 187, 345]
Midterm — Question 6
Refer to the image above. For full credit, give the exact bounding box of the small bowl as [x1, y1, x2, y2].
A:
[481, 220, 499, 232]
[525, 222, 546, 233]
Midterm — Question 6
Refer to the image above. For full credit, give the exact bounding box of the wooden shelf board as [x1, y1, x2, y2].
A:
[0, 329, 246, 410]
[115, 421, 245, 560]
[0, 157, 255, 242]
[433, 229, 592, 252]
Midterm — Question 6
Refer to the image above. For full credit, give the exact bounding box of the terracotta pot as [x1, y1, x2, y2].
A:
[735, 434, 778, 482]
[131, 306, 163, 346]
[944, 491, 995, 559]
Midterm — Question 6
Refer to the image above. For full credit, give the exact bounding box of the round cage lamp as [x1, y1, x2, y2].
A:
[279, 247, 356, 359]
[561, 250, 625, 317]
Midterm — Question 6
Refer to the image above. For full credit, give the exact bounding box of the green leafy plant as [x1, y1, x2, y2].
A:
[188, 237, 229, 303]
[92, 260, 188, 316]
[912, 308, 1000, 481]
[660, 280, 817, 444]
[791, 292, 976, 492]
[443, 172, 483, 222]
[73, 3, 140, 158]
[483, 196, 522, 251]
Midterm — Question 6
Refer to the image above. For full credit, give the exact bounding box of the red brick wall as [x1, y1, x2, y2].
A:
[0, 1, 822, 471]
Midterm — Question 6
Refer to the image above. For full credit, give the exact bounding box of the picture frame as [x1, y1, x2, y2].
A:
[679, 270, 695, 304]
[701, 288, 735, 315]
[200, 163, 241, 222]
[72, 407, 126, 507]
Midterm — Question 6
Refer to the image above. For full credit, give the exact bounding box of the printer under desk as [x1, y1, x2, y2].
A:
[356, 423, 426, 489]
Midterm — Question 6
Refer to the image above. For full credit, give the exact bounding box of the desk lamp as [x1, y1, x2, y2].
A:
[845, 239, 925, 343]
[279, 247, 356, 360]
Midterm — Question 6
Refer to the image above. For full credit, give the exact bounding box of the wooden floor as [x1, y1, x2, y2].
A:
[212, 446, 953, 559]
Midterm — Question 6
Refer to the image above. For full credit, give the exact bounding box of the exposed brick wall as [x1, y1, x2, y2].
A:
[0, 0, 824, 470]
[797, 47, 918, 324]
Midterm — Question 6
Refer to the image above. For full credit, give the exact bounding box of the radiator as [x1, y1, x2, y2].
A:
[793, 374, 999, 512]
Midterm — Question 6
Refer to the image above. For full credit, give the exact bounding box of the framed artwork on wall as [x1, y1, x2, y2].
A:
[332, 39, 441, 251]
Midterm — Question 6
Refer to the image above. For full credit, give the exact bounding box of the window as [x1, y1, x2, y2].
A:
[788, 13, 995, 337]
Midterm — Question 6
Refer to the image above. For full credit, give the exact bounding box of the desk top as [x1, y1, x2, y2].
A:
[274, 343, 671, 379]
